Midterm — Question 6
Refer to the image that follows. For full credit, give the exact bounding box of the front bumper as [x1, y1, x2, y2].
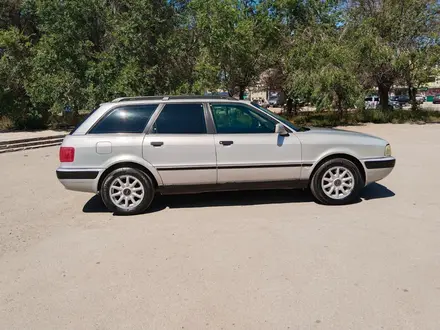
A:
[56, 169, 101, 193]
[362, 157, 396, 184]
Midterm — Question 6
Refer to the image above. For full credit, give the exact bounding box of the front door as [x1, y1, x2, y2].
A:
[209, 103, 302, 183]
[142, 103, 216, 186]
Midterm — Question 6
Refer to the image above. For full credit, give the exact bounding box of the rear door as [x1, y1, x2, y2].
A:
[209, 103, 302, 184]
[142, 103, 217, 186]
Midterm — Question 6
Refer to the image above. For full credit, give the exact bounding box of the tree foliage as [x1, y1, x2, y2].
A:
[0, 0, 439, 128]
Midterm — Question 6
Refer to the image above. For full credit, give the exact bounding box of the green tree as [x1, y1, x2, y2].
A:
[191, 0, 278, 99]
[347, 0, 440, 109]
[0, 27, 35, 126]
[280, 1, 362, 114]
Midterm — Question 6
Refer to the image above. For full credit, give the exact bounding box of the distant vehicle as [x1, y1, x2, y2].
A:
[389, 99, 402, 110]
[397, 95, 410, 104]
[56, 95, 395, 215]
[365, 96, 379, 109]
[415, 95, 425, 104]
[268, 96, 279, 107]
[365, 96, 400, 110]
[268, 91, 286, 107]
[433, 95, 440, 104]
[252, 98, 269, 108]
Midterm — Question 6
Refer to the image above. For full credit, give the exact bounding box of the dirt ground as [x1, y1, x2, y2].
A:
[0, 124, 439, 330]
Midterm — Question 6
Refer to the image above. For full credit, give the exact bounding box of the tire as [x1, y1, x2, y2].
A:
[310, 158, 364, 205]
[100, 167, 155, 215]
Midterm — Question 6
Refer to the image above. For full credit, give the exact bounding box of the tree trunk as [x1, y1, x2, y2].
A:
[378, 83, 392, 110]
[336, 96, 343, 119]
[239, 86, 245, 100]
[410, 86, 417, 110]
[286, 98, 293, 115]
[293, 100, 298, 116]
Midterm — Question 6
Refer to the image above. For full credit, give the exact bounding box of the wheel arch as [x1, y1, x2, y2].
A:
[309, 153, 366, 186]
[97, 162, 159, 192]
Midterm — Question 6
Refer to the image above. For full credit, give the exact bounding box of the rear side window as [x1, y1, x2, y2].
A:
[89, 105, 157, 134]
[152, 103, 206, 134]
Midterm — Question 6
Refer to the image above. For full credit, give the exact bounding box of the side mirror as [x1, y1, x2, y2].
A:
[275, 123, 289, 136]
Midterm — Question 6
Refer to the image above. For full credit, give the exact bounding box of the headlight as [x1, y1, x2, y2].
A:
[384, 144, 392, 157]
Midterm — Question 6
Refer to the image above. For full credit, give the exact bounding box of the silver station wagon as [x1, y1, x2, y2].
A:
[57, 96, 395, 215]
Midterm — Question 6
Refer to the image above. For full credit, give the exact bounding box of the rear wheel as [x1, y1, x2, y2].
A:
[101, 167, 155, 215]
[310, 158, 364, 205]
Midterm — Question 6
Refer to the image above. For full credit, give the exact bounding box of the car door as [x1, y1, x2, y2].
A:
[142, 103, 217, 186]
[209, 103, 302, 183]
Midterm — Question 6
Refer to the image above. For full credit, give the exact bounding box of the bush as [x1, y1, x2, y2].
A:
[284, 109, 440, 127]
[13, 109, 48, 130]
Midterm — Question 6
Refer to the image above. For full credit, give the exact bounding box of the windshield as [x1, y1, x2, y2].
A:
[250, 102, 300, 132]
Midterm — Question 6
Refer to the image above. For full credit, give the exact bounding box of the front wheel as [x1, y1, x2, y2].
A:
[310, 158, 364, 205]
[101, 167, 155, 215]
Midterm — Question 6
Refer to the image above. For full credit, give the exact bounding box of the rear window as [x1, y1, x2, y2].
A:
[70, 108, 98, 135]
[89, 104, 157, 134]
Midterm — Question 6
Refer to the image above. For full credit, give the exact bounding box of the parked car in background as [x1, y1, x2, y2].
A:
[415, 95, 425, 104]
[268, 91, 286, 107]
[389, 99, 402, 110]
[253, 98, 269, 108]
[57, 95, 395, 215]
[268, 96, 279, 107]
[433, 95, 440, 104]
[365, 96, 379, 109]
[397, 95, 410, 105]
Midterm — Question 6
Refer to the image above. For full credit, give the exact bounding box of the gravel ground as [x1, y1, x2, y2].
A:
[0, 124, 439, 330]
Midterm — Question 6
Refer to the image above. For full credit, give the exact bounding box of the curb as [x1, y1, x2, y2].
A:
[0, 134, 66, 154]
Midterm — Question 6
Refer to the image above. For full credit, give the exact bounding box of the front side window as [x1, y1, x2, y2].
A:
[152, 103, 206, 134]
[210, 103, 276, 134]
[251, 102, 299, 132]
[89, 105, 157, 134]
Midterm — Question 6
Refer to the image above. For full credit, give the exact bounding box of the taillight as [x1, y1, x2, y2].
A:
[59, 147, 75, 162]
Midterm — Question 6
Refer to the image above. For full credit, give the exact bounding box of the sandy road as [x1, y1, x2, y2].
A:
[0, 124, 439, 330]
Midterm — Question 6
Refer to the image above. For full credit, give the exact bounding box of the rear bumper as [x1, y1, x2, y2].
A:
[362, 157, 396, 184]
[56, 169, 102, 193]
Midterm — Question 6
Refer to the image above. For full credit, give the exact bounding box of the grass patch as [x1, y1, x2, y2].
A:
[286, 109, 440, 127]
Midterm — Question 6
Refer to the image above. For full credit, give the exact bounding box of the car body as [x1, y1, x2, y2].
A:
[433, 95, 440, 104]
[268, 96, 279, 106]
[252, 98, 269, 108]
[389, 100, 402, 110]
[415, 95, 425, 104]
[268, 92, 285, 107]
[364, 96, 379, 109]
[397, 95, 410, 104]
[57, 96, 395, 214]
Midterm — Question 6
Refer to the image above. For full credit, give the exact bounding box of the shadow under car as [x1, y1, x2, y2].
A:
[83, 182, 395, 215]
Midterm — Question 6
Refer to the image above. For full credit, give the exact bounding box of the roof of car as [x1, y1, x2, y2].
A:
[111, 95, 238, 103]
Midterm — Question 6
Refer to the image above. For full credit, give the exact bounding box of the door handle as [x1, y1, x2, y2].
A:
[151, 141, 164, 147]
[220, 141, 234, 146]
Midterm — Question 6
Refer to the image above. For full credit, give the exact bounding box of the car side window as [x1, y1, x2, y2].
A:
[152, 103, 206, 134]
[210, 104, 276, 134]
[89, 105, 157, 134]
